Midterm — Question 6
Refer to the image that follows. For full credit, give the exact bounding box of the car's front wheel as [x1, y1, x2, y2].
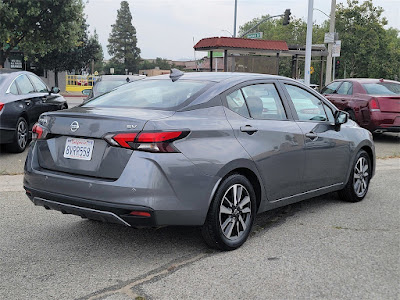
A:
[338, 150, 371, 202]
[6, 117, 29, 153]
[202, 174, 256, 250]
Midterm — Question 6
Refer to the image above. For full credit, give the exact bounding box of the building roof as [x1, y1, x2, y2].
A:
[194, 37, 289, 51]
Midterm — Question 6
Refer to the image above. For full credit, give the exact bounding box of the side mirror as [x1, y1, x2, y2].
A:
[50, 87, 60, 94]
[335, 110, 348, 126]
[82, 89, 91, 96]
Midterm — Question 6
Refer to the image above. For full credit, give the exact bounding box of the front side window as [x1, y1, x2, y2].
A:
[321, 81, 341, 94]
[241, 84, 286, 120]
[336, 81, 353, 95]
[83, 79, 211, 110]
[15, 75, 35, 94]
[285, 84, 328, 122]
[28, 75, 48, 92]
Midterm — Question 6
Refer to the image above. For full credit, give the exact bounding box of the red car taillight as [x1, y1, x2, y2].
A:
[0, 102, 4, 111]
[32, 123, 44, 140]
[104, 131, 189, 153]
[369, 98, 380, 111]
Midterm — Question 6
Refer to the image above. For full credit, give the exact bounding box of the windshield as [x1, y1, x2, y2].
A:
[94, 80, 128, 95]
[84, 79, 211, 110]
[362, 82, 400, 95]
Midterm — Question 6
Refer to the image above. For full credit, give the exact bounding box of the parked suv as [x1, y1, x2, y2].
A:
[321, 78, 400, 133]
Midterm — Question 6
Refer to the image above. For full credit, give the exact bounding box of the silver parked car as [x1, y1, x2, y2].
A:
[24, 71, 375, 250]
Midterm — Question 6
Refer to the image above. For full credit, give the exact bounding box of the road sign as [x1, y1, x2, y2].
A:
[246, 32, 263, 39]
[332, 40, 341, 57]
[324, 32, 335, 44]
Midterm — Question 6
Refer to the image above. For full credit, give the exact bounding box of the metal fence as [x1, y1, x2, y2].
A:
[66, 75, 98, 92]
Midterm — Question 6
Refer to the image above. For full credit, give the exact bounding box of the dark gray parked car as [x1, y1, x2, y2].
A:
[24, 71, 375, 250]
[0, 70, 67, 152]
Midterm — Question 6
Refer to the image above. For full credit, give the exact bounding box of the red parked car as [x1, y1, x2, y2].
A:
[321, 78, 400, 133]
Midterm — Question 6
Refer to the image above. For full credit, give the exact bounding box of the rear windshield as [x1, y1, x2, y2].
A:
[362, 82, 400, 95]
[83, 79, 211, 110]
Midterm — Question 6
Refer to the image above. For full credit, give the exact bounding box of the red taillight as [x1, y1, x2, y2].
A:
[129, 211, 151, 217]
[369, 98, 380, 110]
[32, 123, 44, 140]
[137, 131, 183, 143]
[104, 131, 188, 153]
[0, 102, 4, 111]
[113, 133, 137, 149]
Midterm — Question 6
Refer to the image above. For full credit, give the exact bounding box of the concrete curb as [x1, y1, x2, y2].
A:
[1, 158, 399, 193]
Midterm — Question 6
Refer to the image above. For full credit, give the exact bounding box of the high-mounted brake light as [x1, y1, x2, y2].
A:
[369, 98, 380, 111]
[0, 102, 4, 111]
[104, 131, 188, 153]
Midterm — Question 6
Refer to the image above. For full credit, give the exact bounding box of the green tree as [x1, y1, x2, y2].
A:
[0, 0, 83, 67]
[335, 0, 400, 79]
[34, 17, 103, 86]
[107, 1, 140, 73]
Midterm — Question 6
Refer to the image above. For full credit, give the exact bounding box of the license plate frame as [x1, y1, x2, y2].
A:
[63, 137, 94, 161]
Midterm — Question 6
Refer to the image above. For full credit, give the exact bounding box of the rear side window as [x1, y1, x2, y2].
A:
[28, 75, 48, 92]
[321, 81, 341, 94]
[241, 84, 286, 120]
[336, 81, 353, 95]
[9, 82, 19, 95]
[15, 75, 35, 94]
[84, 80, 210, 110]
[362, 82, 400, 95]
[226, 90, 250, 118]
[285, 84, 328, 122]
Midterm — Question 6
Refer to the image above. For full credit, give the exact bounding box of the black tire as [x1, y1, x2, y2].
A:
[6, 117, 29, 153]
[338, 150, 371, 202]
[202, 174, 257, 251]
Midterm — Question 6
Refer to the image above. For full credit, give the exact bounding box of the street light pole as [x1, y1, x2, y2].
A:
[304, 0, 314, 86]
[233, 0, 237, 37]
[325, 0, 336, 85]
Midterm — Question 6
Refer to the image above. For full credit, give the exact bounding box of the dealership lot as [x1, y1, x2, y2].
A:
[0, 96, 399, 299]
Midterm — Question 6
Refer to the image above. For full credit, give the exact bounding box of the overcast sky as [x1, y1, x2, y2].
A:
[84, 0, 400, 61]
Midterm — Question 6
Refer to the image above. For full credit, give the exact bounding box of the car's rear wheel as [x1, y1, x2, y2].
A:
[6, 117, 28, 153]
[202, 174, 256, 250]
[338, 150, 371, 202]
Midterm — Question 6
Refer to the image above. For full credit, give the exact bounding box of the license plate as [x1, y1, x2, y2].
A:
[63, 137, 94, 161]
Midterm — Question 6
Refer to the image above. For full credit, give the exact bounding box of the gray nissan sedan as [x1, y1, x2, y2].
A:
[24, 71, 375, 250]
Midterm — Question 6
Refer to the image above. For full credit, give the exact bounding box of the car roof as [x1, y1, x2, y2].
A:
[151, 72, 289, 83]
[333, 78, 400, 84]
[98, 75, 145, 81]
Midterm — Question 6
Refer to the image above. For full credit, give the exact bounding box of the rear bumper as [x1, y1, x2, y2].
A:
[24, 142, 219, 227]
[367, 111, 400, 133]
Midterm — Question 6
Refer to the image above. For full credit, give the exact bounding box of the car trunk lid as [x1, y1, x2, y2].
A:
[375, 96, 400, 113]
[36, 107, 175, 179]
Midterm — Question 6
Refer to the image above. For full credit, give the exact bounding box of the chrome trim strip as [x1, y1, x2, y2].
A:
[272, 182, 343, 203]
[33, 197, 131, 227]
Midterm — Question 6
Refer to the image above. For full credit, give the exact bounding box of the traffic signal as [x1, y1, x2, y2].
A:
[283, 9, 291, 25]
[335, 60, 340, 77]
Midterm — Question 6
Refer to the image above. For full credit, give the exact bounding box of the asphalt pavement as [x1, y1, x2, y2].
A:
[0, 159, 398, 299]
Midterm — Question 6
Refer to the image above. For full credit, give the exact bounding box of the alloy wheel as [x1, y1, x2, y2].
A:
[353, 156, 369, 197]
[219, 184, 252, 241]
[17, 120, 28, 150]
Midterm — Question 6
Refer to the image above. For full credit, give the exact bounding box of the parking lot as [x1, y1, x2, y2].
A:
[0, 96, 399, 300]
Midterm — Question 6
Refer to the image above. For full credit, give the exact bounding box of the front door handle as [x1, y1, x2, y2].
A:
[240, 125, 258, 134]
[24, 100, 31, 106]
[305, 132, 318, 141]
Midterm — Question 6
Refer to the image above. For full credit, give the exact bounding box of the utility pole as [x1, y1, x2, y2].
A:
[325, 0, 336, 85]
[304, 0, 314, 86]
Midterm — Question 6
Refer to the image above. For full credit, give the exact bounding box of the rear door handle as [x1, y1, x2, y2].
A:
[25, 100, 31, 106]
[305, 132, 318, 141]
[240, 125, 258, 134]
